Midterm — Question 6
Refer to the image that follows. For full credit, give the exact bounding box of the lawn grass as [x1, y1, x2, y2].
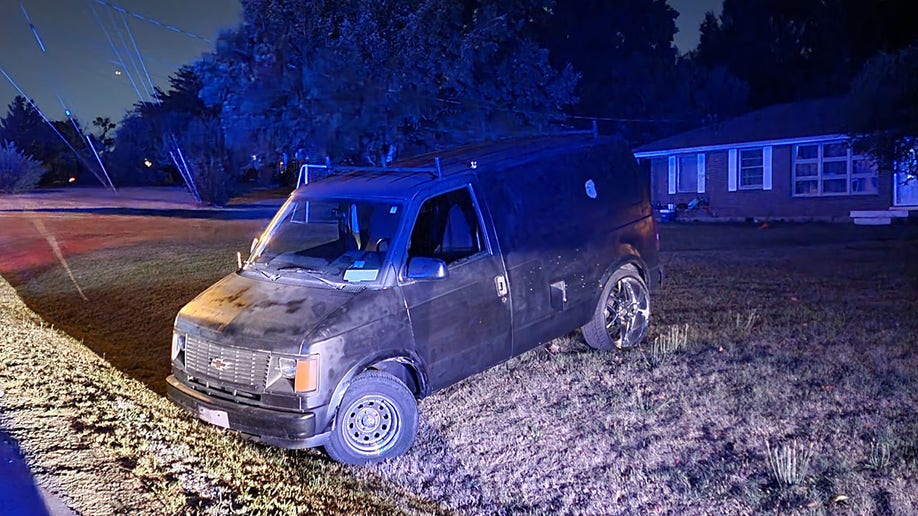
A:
[0, 209, 916, 514]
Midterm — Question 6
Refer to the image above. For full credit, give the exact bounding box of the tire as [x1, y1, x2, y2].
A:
[324, 371, 418, 465]
[582, 267, 651, 350]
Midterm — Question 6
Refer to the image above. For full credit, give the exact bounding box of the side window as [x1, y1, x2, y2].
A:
[408, 187, 485, 265]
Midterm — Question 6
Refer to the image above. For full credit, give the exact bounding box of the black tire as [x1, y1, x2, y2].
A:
[582, 267, 650, 350]
[324, 371, 418, 465]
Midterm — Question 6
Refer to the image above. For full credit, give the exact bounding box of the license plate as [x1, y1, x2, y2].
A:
[198, 406, 229, 429]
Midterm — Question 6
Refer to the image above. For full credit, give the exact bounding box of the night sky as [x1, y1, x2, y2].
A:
[0, 0, 719, 126]
[0, 0, 241, 123]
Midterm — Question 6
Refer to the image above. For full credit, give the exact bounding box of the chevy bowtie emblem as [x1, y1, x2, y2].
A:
[210, 357, 230, 371]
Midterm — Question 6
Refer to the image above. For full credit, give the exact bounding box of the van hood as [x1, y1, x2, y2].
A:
[174, 272, 357, 354]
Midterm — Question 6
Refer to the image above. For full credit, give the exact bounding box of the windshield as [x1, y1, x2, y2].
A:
[249, 197, 403, 283]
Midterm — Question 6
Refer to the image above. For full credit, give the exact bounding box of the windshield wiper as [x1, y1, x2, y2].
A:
[242, 262, 280, 281]
[254, 268, 280, 282]
[275, 266, 345, 289]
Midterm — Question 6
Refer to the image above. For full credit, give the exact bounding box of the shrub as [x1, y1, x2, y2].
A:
[866, 438, 893, 472]
[0, 140, 45, 193]
[178, 117, 237, 206]
[643, 324, 689, 369]
[766, 439, 814, 488]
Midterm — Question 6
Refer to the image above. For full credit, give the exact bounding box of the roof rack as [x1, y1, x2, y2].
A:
[297, 158, 443, 188]
[294, 126, 601, 188]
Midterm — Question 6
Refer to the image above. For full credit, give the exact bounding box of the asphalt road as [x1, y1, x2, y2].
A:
[2, 419, 84, 515]
[0, 429, 53, 516]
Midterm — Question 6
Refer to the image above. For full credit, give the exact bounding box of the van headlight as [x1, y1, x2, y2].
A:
[269, 355, 318, 393]
[171, 333, 186, 363]
[278, 357, 298, 379]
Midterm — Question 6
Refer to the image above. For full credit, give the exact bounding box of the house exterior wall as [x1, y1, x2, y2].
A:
[646, 143, 891, 221]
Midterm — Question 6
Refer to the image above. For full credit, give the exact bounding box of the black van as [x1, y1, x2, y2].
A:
[167, 134, 662, 464]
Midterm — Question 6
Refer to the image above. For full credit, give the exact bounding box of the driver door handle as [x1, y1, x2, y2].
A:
[494, 275, 508, 297]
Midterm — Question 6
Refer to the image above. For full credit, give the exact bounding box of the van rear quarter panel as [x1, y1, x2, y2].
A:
[477, 141, 653, 352]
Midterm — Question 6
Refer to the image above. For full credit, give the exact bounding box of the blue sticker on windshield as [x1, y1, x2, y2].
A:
[390, 206, 398, 214]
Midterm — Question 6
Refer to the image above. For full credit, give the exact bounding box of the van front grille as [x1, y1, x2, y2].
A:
[184, 335, 270, 390]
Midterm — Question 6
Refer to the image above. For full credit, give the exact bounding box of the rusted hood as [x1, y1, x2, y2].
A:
[174, 272, 357, 353]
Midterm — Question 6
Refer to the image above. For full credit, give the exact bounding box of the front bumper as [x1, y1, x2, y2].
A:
[166, 375, 329, 449]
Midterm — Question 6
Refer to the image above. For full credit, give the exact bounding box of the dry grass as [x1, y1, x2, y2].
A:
[1, 199, 917, 514]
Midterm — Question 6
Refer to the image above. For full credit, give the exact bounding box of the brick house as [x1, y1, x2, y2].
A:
[633, 97, 918, 222]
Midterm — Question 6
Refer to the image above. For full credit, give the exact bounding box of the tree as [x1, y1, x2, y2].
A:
[106, 111, 165, 185]
[0, 96, 56, 166]
[109, 66, 231, 194]
[537, 0, 677, 115]
[695, 0, 918, 109]
[196, 0, 578, 166]
[0, 141, 45, 193]
[0, 96, 98, 185]
[91, 116, 116, 151]
[534, 0, 747, 143]
[177, 116, 235, 206]
[845, 45, 918, 181]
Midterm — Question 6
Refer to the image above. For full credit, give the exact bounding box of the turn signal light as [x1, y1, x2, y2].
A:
[294, 358, 318, 393]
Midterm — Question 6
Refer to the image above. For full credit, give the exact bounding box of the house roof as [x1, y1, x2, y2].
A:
[634, 97, 849, 157]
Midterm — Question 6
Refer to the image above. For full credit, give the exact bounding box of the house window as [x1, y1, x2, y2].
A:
[677, 154, 698, 193]
[793, 141, 878, 196]
[739, 149, 764, 189]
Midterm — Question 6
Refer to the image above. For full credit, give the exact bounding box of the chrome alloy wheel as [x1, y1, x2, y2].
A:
[604, 275, 650, 348]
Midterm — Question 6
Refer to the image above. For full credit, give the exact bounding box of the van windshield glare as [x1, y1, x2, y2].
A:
[248, 198, 403, 282]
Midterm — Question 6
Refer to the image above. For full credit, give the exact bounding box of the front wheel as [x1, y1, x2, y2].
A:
[582, 267, 651, 350]
[324, 371, 418, 465]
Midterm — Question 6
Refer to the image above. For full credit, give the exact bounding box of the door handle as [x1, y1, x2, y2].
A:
[494, 275, 508, 297]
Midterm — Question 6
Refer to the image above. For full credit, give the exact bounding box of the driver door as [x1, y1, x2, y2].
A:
[398, 186, 512, 391]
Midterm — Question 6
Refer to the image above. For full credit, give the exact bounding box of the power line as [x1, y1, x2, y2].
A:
[90, 0, 146, 103]
[14, 1, 116, 190]
[92, 0, 214, 44]
[119, 9, 159, 102]
[87, 0, 201, 202]
[19, 2, 47, 53]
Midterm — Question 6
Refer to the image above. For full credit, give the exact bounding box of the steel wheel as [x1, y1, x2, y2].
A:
[340, 394, 401, 456]
[582, 267, 651, 350]
[324, 371, 418, 465]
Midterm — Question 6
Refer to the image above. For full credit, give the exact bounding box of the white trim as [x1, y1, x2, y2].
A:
[728, 149, 737, 192]
[763, 146, 773, 191]
[696, 154, 706, 193]
[634, 133, 849, 158]
[667, 156, 676, 194]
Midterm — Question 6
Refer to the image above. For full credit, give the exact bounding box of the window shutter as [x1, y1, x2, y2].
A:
[697, 154, 706, 193]
[728, 149, 738, 192]
[667, 156, 676, 194]
[763, 146, 773, 191]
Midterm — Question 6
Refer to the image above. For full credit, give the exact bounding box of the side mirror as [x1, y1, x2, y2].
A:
[407, 257, 448, 280]
[250, 237, 259, 254]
